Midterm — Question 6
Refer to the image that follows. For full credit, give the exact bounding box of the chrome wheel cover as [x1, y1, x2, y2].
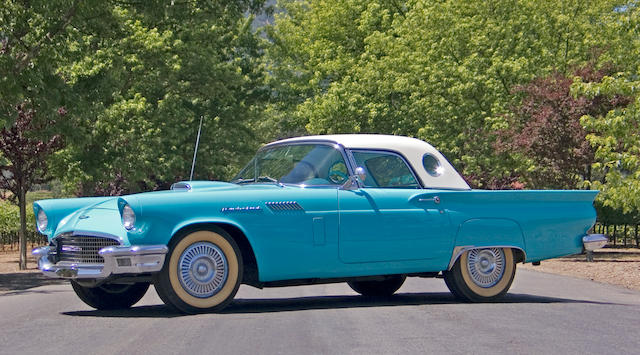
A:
[466, 248, 505, 288]
[178, 242, 228, 298]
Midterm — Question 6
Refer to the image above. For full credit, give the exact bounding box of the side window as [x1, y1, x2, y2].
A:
[351, 151, 419, 188]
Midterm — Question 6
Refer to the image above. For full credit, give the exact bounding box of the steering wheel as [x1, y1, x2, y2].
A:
[328, 169, 349, 184]
[295, 160, 319, 179]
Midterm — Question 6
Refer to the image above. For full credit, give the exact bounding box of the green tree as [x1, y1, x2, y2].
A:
[569, 3, 640, 219]
[574, 74, 640, 217]
[1, 1, 268, 267]
[266, 0, 635, 187]
[0, 0, 104, 268]
[0, 104, 62, 269]
[53, 1, 267, 195]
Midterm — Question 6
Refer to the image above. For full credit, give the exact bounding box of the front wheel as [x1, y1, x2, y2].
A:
[443, 247, 516, 302]
[71, 281, 149, 310]
[348, 275, 406, 297]
[153, 230, 243, 314]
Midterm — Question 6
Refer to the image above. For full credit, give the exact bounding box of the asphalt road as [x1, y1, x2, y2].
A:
[1, 269, 639, 355]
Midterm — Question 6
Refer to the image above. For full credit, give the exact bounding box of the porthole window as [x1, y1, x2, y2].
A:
[422, 154, 444, 177]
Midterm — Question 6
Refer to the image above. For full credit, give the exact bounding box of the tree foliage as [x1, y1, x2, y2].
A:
[496, 64, 630, 189]
[0, 0, 93, 268]
[0, 103, 62, 268]
[0, 1, 109, 126]
[0, 103, 63, 201]
[54, 1, 267, 195]
[1, 0, 639, 231]
[265, 0, 637, 188]
[574, 74, 640, 218]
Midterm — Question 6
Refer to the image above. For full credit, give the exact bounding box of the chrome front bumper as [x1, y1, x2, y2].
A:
[32, 245, 168, 279]
[583, 234, 608, 251]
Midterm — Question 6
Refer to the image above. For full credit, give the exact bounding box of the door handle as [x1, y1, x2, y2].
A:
[418, 196, 440, 204]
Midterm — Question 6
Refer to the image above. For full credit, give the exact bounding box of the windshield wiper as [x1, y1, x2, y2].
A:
[231, 176, 280, 184]
[231, 178, 255, 184]
[256, 175, 278, 183]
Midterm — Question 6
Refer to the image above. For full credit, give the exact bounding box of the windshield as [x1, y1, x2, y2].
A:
[231, 144, 349, 186]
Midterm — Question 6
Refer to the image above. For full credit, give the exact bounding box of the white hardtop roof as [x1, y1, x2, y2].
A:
[266, 134, 471, 190]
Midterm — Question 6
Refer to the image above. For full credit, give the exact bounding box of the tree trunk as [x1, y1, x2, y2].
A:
[18, 186, 27, 270]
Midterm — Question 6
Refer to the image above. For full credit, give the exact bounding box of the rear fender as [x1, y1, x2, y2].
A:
[449, 218, 526, 270]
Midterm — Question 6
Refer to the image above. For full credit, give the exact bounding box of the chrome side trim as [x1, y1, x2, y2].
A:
[447, 245, 526, 270]
[32, 245, 168, 279]
[583, 234, 608, 251]
[221, 206, 262, 213]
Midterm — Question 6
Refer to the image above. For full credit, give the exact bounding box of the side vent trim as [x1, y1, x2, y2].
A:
[265, 201, 304, 212]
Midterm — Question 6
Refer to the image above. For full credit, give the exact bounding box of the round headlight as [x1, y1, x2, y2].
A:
[122, 204, 136, 230]
[36, 209, 48, 233]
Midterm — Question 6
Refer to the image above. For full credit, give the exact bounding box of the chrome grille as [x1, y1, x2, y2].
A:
[57, 235, 120, 264]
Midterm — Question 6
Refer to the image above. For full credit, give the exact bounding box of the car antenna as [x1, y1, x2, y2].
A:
[189, 115, 204, 181]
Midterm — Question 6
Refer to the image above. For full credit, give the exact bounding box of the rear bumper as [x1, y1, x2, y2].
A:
[582, 234, 608, 251]
[32, 245, 168, 279]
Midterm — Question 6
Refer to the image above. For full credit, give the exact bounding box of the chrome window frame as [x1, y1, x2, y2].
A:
[346, 148, 424, 189]
[235, 140, 355, 189]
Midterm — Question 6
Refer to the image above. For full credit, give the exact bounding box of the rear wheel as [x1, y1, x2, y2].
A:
[348, 275, 406, 297]
[71, 281, 149, 310]
[443, 247, 516, 302]
[153, 230, 243, 314]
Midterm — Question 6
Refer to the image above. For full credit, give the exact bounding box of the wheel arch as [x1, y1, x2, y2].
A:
[447, 245, 525, 270]
[448, 218, 527, 270]
[170, 222, 260, 287]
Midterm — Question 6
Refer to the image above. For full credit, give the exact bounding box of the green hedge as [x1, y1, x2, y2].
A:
[595, 201, 640, 225]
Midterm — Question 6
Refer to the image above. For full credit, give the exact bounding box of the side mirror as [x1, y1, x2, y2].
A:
[340, 167, 366, 190]
[354, 166, 366, 182]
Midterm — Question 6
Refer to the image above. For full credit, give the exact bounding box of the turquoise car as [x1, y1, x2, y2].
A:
[32, 135, 606, 313]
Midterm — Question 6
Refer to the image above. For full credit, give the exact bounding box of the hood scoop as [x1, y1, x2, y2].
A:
[171, 182, 192, 191]
[170, 180, 238, 192]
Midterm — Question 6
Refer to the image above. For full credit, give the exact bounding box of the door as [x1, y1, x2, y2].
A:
[233, 142, 347, 281]
[338, 150, 453, 263]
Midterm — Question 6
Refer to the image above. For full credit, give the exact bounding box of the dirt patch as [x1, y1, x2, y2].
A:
[0, 248, 40, 274]
[520, 248, 640, 291]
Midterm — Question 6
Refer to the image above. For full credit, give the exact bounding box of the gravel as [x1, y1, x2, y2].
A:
[520, 248, 640, 291]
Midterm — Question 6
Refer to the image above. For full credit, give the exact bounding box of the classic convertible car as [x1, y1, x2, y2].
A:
[32, 134, 607, 313]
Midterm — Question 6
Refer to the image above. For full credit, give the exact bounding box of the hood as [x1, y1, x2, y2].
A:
[38, 180, 288, 239]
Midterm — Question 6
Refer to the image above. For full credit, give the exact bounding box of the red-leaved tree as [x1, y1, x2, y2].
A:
[0, 103, 63, 269]
[497, 64, 630, 189]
